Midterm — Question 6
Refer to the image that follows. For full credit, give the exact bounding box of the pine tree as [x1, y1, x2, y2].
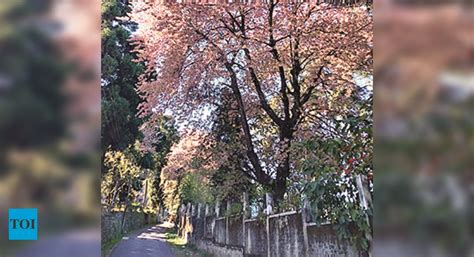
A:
[101, 0, 143, 152]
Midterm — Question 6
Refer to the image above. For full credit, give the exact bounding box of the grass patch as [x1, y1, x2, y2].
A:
[101, 235, 123, 257]
[165, 227, 212, 257]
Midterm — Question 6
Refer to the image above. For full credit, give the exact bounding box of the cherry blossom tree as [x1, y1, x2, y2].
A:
[132, 1, 372, 204]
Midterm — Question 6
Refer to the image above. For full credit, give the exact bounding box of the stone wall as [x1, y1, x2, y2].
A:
[101, 211, 156, 243]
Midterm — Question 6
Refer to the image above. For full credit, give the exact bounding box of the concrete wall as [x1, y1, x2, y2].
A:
[101, 211, 156, 243]
[178, 203, 363, 257]
[191, 216, 205, 241]
[204, 215, 214, 239]
[215, 218, 226, 244]
[227, 215, 243, 247]
[268, 212, 305, 257]
[244, 219, 267, 257]
[195, 240, 243, 257]
[307, 224, 359, 257]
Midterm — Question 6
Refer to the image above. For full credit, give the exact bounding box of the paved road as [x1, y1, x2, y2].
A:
[110, 223, 175, 257]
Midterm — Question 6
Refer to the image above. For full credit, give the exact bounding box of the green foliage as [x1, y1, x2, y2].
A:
[101, 0, 144, 151]
[102, 121, 177, 211]
[101, 146, 142, 208]
[148, 117, 179, 208]
[101, 0, 178, 213]
[179, 173, 212, 204]
[224, 202, 243, 216]
[295, 80, 373, 252]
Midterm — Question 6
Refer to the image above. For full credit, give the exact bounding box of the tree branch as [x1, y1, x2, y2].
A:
[224, 62, 272, 187]
[267, 0, 290, 122]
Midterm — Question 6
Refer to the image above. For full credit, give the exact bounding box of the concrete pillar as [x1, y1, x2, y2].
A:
[242, 192, 249, 254]
[187, 202, 192, 217]
[301, 195, 311, 257]
[203, 204, 208, 239]
[226, 200, 231, 216]
[215, 201, 221, 218]
[243, 192, 250, 219]
[265, 193, 274, 215]
[179, 204, 186, 236]
[226, 200, 230, 244]
[356, 175, 372, 210]
[356, 175, 373, 257]
[265, 193, 273, 257]
[191, 204, 197, 217]
[303, 196, 313, 223]
[180, 204, 186, 227]
[197, 203, 202, 218]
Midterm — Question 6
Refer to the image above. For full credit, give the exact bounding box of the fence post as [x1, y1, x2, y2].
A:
[213, 201, 220, 239]
[181, 204, 186, 221]
[301, 196, 311, 257]
[265, 193, 273, 257]
[226, 200, 231, 216]
[243, 192, 250, 219]
[215, 201, 221, 218]
[197, 203, 202, 219]
[226, 200, 231, 245]
[179, 204, 186, 237]
[187, 202, 192, 217]
[186, 203, 192, 242]
[265, 193, 274, 215]
[203, 204, 209, 239]
[356, 174, 373, 257]
[242, 192, 249, 254]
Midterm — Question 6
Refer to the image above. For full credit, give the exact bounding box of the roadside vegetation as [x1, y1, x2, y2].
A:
[165, 227, 212, 257]
[101, 235, 122, 257]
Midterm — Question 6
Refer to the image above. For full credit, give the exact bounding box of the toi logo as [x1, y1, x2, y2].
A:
[9, 208, 38, 240]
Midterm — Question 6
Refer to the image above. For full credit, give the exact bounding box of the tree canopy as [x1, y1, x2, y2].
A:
[101, 0, 178, 212]
[131, 2, 372, 203]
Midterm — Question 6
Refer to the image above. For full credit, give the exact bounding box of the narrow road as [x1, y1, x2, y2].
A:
[110, 223, 175, 257]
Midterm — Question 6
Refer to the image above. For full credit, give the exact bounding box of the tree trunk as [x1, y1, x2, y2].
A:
[120, 203, 128, 234]
[273, 159, 289, 206]
[273, 124, 293, 206]
[121, 178, 132, 234]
